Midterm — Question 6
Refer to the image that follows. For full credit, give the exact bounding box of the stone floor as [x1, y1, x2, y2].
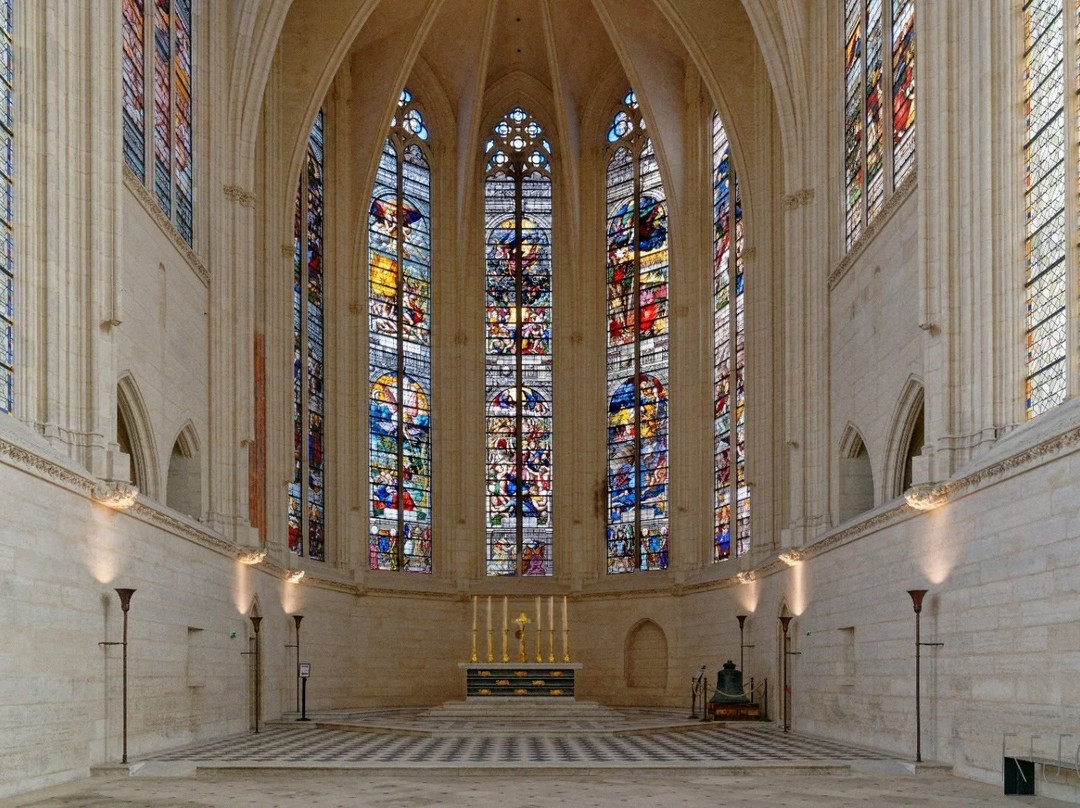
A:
[0, 710, 1068, 806]
[0, 770, 1064, 808]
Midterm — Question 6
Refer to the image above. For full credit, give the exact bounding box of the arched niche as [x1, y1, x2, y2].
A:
[624, 618, 668, 690]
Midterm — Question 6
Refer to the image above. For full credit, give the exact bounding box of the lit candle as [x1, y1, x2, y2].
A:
[472, 596, 477, 631]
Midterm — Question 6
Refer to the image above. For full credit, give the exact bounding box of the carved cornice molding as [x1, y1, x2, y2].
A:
[223, 185, 257, 208]
[829, 167, 917, 290]
[123, 165, 210, 287]
[782, 188, 815, 211]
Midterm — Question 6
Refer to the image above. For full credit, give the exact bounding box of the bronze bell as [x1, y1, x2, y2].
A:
[710, 659, 749, 704]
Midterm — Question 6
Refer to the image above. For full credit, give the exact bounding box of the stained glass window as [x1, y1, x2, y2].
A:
[891, 0, 915, 185]
[289, 110, 326, 562]
[844, 0, 915, 250]
[368, 90, 432, 573]
[712, 112, 748, 562]
[122, 0, 194, 246]
[122, 0, 145, 183]
[1023, 0, 1069, 417]
[605, 90, 669, 574]
[0, 0, 11, 414]
[484, 106, 554, 577]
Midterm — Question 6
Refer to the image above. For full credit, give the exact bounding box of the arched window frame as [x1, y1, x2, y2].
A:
[1021, 0, 1080, 419]
[367, 90, 433, 573]
[0, 1, 12, 413]
[712, 111, 749, 562]
[844, 0, 915, 250]
[288, 110, 326, 562]
[604, 90, 670, 574]
[483, 105, 554, 577]
[122, 0, 194, 245]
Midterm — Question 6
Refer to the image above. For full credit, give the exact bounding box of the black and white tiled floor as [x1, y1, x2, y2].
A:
[149, 715, 894, 769]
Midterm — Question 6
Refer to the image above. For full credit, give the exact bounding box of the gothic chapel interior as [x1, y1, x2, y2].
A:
[4, 0, 1080, 798]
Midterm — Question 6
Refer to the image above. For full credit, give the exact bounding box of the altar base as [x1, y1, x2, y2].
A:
[459, 662, 583, 700]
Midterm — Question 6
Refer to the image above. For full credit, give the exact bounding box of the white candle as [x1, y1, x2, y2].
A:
[562, 595, 568, 631]
[472, 596, 477, 631]
[536, 596, 542, 632]
[503, 596, 508, 633]
[548, 596, 554, 632]
[487, 596, 491, 632]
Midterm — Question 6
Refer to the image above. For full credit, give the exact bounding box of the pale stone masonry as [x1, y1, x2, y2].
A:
[2, 0, 1079, 800]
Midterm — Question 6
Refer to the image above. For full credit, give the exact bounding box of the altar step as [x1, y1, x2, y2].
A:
[307, 704, 744, 737]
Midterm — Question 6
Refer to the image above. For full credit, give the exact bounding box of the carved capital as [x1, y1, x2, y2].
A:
[782, 188, 815, 211]
[223, 185, 257, 208]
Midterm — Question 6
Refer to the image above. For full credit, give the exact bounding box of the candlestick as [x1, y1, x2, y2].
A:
[548, 596, 555, 662]
[535, 597, 542, 662]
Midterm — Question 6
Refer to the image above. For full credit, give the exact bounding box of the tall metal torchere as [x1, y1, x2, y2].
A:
[907, 589, 944, 763]
[285, 615, 304, 714]
[100, 588, 136, 764]
[246, 615, 263, 732]
[736, 614, 754, 673]
[778, 615, 793, 733]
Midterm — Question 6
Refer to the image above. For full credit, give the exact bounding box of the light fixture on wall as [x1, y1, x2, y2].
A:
[99, 588, 136, 763]
[91, 481, 139, 511]
[237, 549, 266, 565]
[284, 615, 304, 714]
[904, 482, 947, 511]
[286, 570, 305, 584]
[907, 589, 944, 762]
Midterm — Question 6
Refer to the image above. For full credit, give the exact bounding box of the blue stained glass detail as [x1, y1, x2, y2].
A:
[368, 89, 433, 573]
[605, 90, 669, 574]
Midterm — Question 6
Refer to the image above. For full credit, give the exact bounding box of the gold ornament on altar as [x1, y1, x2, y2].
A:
[513, 611, 532, 662]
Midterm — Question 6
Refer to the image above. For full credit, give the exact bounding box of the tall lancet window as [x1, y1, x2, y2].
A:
[605, 90, 669, 574]
[122, 0, 194, 245]
[0, 2, 12, 413]
[844, 0, 915, 250]
[368, 90, 432, 573]
[1022, 0, 1070, 418]
[288, 111, 326, 562]
[712, 112, 748, 562]
[484, 106, 554, 577]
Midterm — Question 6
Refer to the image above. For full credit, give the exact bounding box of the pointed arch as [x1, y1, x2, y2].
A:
[166, 421, 202, 520]
[624, 618, 668, 690]
[884, 377, 925, 499]
[367, 88, 433, 575]
[605, 89, 670, 574]
[116, 374, 160, 499]
[483, 104, 554, 577]
[838, 422, 874, 522]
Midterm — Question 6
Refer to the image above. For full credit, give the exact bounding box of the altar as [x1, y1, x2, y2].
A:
[459, 662, 583, 699]
[464, 596, 580, 699]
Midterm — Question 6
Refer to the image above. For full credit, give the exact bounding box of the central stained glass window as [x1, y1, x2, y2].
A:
[605, 90, 669, 574]
[484, 106, 553, 576]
